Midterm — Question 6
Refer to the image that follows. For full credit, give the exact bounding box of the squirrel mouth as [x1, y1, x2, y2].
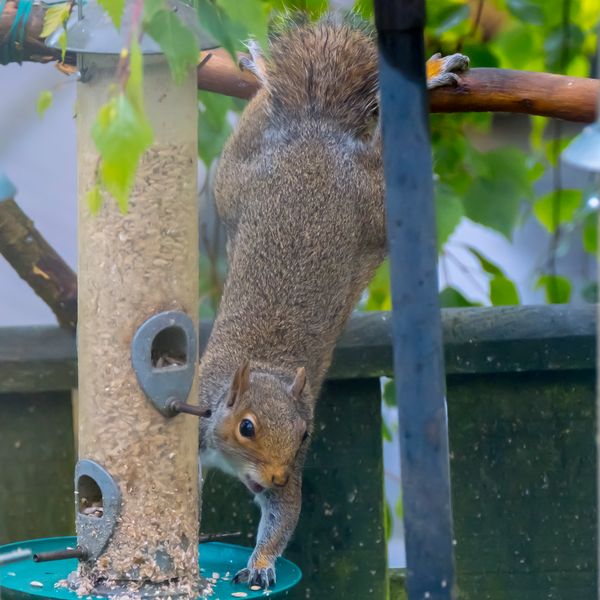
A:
[244, 476, 265, 495]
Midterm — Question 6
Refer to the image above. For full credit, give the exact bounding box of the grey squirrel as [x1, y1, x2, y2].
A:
[198, 16, 468, 589]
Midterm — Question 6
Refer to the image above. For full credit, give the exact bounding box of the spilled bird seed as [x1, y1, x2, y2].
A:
[30, 581, 44, 588]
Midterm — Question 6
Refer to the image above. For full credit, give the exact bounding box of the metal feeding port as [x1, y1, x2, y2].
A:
[131, 311, 200, 417]
[74, 459, 121, 561]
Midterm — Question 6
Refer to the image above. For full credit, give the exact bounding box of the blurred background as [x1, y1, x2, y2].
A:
[1, 0, 598, 568]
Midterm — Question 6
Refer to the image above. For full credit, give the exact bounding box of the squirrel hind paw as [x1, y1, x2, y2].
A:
[426, 52, 470, 90]
[233, 566, 276, 589]
[239, 40, 269, 86]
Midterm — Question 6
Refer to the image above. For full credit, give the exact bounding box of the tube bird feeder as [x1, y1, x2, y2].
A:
[47, 1, 209, 596]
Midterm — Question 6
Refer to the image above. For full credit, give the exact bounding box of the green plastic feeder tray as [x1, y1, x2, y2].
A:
[0, 538, 301, 600]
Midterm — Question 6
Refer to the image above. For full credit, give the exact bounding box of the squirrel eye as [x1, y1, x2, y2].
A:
[239, 418, 255, 438]
[302, 431, 309, 443]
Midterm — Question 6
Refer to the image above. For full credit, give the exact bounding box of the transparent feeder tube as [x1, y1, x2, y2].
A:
[76, 54, 199, 589]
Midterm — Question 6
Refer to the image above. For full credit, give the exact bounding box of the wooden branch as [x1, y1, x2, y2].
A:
[197, 48, 259, 99]
[0, 195, 77, 330]
[2, 0, 597, 123]
[430, 67, 599, 123]
[197, 51, 599, 123]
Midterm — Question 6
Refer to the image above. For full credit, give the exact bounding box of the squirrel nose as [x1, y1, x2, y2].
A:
[271, 472, 289, 487]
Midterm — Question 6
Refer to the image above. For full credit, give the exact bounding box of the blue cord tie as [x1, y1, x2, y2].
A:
[2, 0, 34, 65]
[0, 172, 17, 203]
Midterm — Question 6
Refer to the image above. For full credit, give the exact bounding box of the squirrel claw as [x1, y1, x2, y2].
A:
[233, 566, 276, 589]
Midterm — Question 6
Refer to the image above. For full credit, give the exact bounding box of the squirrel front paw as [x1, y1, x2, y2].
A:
[232, 556, 276, 589]
[426, 53, 470, 90]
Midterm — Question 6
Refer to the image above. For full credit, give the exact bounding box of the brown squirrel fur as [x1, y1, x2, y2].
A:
[198, 16, 468, 589]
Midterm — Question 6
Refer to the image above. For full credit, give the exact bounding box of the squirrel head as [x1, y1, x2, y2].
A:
[209, 360, 313, 495]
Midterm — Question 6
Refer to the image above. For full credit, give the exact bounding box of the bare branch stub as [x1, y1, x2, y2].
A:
[0, 197, 77, 330]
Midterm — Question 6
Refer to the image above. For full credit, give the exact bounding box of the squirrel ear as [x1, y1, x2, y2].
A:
[227, 359, 251, 407]
[290, 367, 306, 400]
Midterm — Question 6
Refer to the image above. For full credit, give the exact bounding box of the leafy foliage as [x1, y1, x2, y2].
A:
[90, 40, 153, 213]
[197, 91, 233, 166]
[40, 2, 70, 38]
[40, 2, 70, 61]
[144, 1, 200, 83]
[98, 0, 126, 30]
[536, 274, 572, 303]
[533, 189, 583, 232]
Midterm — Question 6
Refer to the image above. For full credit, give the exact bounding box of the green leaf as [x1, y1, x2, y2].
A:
[544, 137, 574, 167]
[365, 260, 391, 311]
[533, 189, 582, 232]
[566, 54, 591, 78]
[86, 185, 103, 215]
[40, 3, 70, 38]
[197, 0, 243, 60]
[463, 147, 534, 238]
[535, 275, 571, 304]
[58, 30, 67, 62]
[382, 420, 393, 443]
[36, 90, 53, 118]
[468, 247, 503, 276]
[143, 0, 165, 21]
[439, 287, 481, 308]
[395, 495, 403, 520]
[463, 178, 520, 238]
[126, 38, 144, 112]
[493, 25, 542, 71]
[383, 380, 396, 407]
[582, 212, 597, 254]
[544, 23, 585, 72]
[529, 115, 546, 151]
[145, 8, 200, 83]
[431, 3, 470, 36]
[92, 94, 154, 212]
[490, 276, 519, 306]
[384, 501, 393, 542]
[219, 0, 269, 55]
[435, 186, 464, 249]
[506, 0, 544, 25]
[462, 43, 500, 68]
[98, 0, 126, 29]
[198, 90, 233, 166]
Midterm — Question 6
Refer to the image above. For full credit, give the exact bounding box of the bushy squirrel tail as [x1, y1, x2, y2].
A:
[246, 16, 378, 139]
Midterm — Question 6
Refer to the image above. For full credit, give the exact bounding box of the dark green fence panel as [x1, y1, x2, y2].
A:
[201, 379, 387, 599]
[448, 370, 596, 600]
[0, 392, 75, 544]
[0, 306, 595, 599]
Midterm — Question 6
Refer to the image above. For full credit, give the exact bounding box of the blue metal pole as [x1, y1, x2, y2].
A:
[374, 1, 456, 599]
